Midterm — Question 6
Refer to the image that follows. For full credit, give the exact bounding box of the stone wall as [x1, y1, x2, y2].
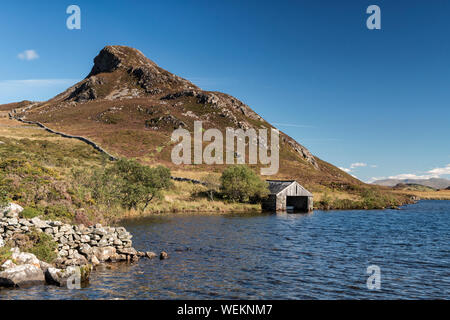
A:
[1, 203, 163, 288]
[1, 204, 141, 268]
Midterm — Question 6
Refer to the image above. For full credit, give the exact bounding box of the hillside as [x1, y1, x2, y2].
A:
[6, 46, 358, 185]
[392, 183, 436, 192]
[373, 178, 450, 189]
[1, 45, 413, 212]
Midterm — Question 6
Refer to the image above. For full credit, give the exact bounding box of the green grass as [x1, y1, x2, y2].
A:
[0, 245, 13, 265]
[20, 207, 41, 219]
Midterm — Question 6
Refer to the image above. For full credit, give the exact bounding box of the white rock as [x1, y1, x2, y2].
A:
[1, 203, 24, 218]
[1, 260, 16, 270]
[92, 246, 116, 262]
[31, 217, 50, 229]
[11, 251, 41, 267]
[45, 265, 91, 287]
[0, 264, 45, 287]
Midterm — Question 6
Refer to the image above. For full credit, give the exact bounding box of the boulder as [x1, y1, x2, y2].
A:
[92, 246, 116, 262]
[39, 261, 52, 273]
[0, 237, 4, 248]
[137, 251, 146, 257]
[0, 264, 45, 287]
[160, 251, 169, 260]
[78, 243, 92, 257]
[146, 251, 157, 259]
[117, 247, 137, 256]
[1, 203, 24, 218]
[1, 260, 16, 270]
[90, 255, 100, 266]
[108, 253, 127, 262]
[11, 251, 41, 267]
[45, 265, 92, 287]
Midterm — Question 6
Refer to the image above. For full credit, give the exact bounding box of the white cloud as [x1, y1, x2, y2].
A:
[350, 162, 367, 169]
[339, 162, 373, 174]
[428, 164, 450, 176]
[367, 164, 450, 184]
[387, 173, 438, 180]
[370, 165, 378, 168]
[18, 50, 39, 61]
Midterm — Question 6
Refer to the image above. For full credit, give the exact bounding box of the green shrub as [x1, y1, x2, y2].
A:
[105, 159, 172, 210]
[20, 207, 42, 219]
[41, 205, 74, 221]
[0, 187, 8, 208]
[28, 230, 58, 263]
[0, 245, 12, 265]
[220, 165, 269, 203]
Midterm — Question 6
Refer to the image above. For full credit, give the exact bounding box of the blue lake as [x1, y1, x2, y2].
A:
[1, 200, 449, 299]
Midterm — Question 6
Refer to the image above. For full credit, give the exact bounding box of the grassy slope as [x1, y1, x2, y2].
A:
[3, 100, 414, 213]
[0, 116, 259, 224]
[392, 189, 450, 200]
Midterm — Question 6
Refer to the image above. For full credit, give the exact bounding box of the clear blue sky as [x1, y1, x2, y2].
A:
[1, 0, 449, 182]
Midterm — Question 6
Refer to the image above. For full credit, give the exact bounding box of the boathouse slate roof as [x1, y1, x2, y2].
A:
[266, 180, 313, 197]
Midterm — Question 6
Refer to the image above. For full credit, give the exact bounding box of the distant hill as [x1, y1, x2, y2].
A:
[392, 183, 437, 192]
[373, 178, 450, 189]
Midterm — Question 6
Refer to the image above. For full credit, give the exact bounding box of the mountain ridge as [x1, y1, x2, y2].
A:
[372, 177, 450, 189]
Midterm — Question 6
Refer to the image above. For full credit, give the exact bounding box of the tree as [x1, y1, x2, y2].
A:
[220, 165, 269, 203]
[106, 159, 172, 210]
[203, 173, 221, 201]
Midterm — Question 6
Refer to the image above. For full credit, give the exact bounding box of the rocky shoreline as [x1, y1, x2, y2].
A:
[0, 203, 164, 289]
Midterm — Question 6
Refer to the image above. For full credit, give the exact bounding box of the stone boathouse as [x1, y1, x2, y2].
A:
[262, 180, 313, 212]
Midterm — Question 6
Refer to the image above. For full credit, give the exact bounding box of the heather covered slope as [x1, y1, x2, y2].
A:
[12, 46, 357, 186]
[5, 45, 414, 209]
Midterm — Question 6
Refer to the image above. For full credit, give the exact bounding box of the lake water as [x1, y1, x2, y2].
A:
[1, 200, 449, 299]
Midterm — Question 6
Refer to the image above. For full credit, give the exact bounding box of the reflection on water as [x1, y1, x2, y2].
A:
[1, 200, 449, 299]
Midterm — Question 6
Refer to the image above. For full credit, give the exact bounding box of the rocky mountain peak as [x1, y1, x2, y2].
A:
[86, 45, 198, 93]
[87, 45, 154, 77]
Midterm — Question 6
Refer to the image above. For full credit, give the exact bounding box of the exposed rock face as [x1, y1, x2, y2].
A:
[145, 115, 186, 130]
[88, 47, 123, 76]
[87, 45, 198, 93]
[66, 77, 102, 102]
